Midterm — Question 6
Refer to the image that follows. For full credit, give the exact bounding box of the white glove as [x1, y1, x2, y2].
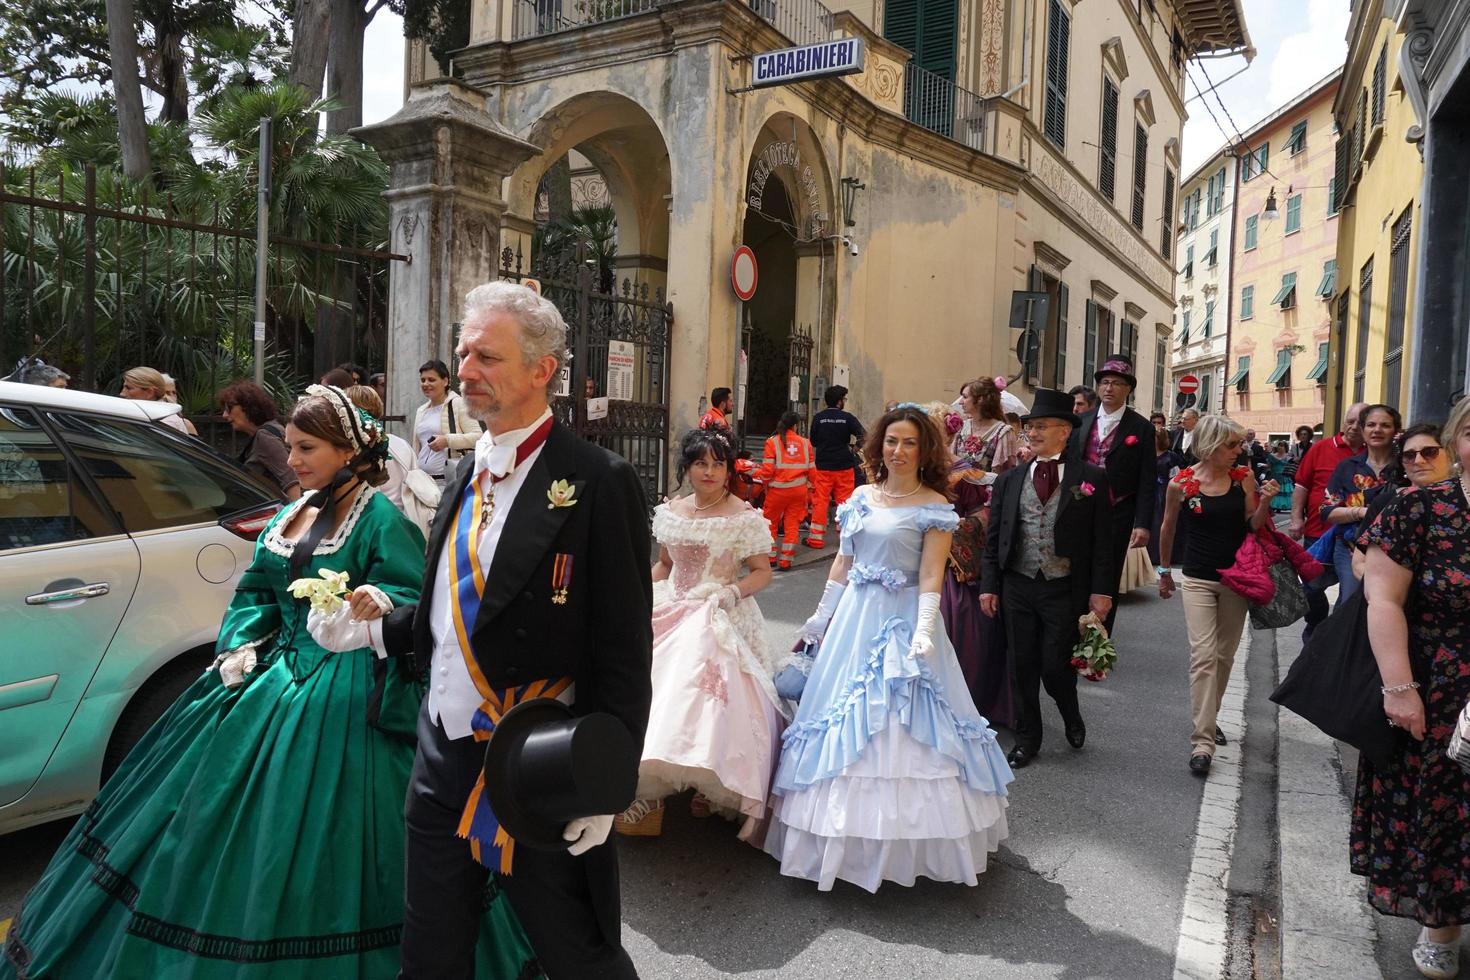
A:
[307, 605, 372, 653]
[799, 580, 847, 644]
[715, 585, 742, 610]
[564, 814, 614, 856]
[910, 592, 942, 660]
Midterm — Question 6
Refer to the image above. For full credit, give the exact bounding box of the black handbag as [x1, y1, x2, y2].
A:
[1269, 588, 1406, 769]
[1249, 557, 1309, 629]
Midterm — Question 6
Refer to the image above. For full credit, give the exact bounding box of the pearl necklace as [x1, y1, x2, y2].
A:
[694, 490, 729, 511]
[881, 481, 922, 499]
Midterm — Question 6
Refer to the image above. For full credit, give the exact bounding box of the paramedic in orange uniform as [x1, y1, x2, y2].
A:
[756, 411, 816, 570]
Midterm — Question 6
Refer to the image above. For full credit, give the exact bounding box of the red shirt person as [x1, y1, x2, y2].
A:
[1290, 402, 1365, 543]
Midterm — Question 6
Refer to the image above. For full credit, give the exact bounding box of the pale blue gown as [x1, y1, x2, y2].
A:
[763, 486, 1014, 892]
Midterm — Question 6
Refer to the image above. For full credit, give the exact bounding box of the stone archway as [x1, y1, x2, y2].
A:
[740, 112, 837, 439]
[504, 92, 672, 293]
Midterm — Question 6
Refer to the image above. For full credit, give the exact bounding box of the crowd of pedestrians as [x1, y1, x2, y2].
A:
[6, 298, 1470, 980]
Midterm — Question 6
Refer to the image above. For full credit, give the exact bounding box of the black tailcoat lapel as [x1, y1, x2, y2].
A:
[472, 423, 582, 635]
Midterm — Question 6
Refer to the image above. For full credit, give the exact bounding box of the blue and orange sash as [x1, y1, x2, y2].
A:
[448, 416, 566, 874]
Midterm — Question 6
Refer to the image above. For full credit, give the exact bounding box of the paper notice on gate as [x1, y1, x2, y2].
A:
[587, 396, 609, 421]
[607, 341, 635, 401]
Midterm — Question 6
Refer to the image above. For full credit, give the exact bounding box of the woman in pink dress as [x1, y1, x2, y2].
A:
[615, 428, 786, 838]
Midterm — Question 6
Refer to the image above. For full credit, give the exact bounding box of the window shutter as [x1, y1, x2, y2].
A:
[1161, 170, 1175, 259]
[1355, 90, 1367, 163]
[1213, 167, 1225, 211]
[917, 0, 958, 78]
[1100, 77, 1119, 201]
[1372, 44, 1387, 127]
[1055, 281, 1069, 384]
[1083, 299, 1097, 382]
[1333, 135, 1349, 210]
[883, 0, 920, 57]
[1044, 0, 1070, 150]
[1131, 123, 1148, 231]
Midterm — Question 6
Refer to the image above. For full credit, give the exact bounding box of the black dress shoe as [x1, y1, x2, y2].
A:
[1065, 719, 1086, 749]
[1007, 746, 1034, 769]
[1189, 754, 1212, 776]
[1214, 727, 1227, 746]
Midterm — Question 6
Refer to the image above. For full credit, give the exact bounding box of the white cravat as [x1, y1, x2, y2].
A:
[1096, 405, 1126, 442]
[1182, 429, 1194, 452]
[423, 408, 556, 739]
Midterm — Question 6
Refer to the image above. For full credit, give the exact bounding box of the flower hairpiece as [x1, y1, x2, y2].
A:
[993, 376, 1008, 391]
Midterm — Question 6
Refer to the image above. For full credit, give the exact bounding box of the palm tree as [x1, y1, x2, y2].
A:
[534, 204, 619, 292]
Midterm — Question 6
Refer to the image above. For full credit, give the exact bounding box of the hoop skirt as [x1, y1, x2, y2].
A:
[637, 505, 786, 834]
[1, 490, 540, 979]
[764, 489, 1013, 892]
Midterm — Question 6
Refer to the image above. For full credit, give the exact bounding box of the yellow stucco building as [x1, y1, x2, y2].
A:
[364, 0, 1247, 496]
[1325, 0, 1422, 423]
[1225, 71, 1341, 444]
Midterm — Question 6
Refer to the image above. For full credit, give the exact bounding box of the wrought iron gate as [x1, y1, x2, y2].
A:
[498, 244, 673, 504]
[788, 322, 814, 428]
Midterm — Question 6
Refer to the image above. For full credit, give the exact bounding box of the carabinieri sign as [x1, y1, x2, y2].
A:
[752, 37, 865, 89]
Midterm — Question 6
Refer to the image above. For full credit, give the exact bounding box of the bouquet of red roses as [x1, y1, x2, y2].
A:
[1070, 612, 1117, 682]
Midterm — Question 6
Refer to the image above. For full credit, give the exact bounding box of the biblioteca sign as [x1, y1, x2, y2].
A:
[752, 37, 865, 89]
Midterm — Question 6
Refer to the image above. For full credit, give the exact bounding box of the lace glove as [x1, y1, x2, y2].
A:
[910, 592, 942, 660]
[715, 585, 742, 610]
[564, 814, 614, 856]
[307, 605, 373, 653]
[799, 580, 847, 644]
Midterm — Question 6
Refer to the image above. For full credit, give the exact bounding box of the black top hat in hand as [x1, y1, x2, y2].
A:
[1021, 387, 1081, 429]
[483, 699, 640, 850]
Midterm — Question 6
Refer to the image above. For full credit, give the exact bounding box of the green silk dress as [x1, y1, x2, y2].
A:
[2, 488, 542, 979]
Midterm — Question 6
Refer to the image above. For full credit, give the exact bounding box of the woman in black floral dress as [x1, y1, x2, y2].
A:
[1355, 394, 1470, 979]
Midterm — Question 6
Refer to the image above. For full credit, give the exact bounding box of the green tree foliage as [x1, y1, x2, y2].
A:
[2, 84, 390, 406]
[400, 0, 469, 76]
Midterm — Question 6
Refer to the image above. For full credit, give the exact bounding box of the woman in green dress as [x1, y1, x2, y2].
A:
[2, 386, 541, 980]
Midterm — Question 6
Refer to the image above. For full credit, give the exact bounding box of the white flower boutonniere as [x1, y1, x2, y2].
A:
[547, 479, 579, 509]
[288, 568, 352, 614]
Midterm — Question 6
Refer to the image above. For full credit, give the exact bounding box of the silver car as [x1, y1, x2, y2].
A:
[0, 381, 281, 835]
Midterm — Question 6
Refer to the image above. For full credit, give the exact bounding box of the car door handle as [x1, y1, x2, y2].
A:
[26, 583, 111, 605]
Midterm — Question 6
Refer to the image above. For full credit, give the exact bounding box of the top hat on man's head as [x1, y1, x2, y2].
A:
[1021, 388, 1080, 429]
[483, 698, 640, 850]
[1093, 355, 1138, 390]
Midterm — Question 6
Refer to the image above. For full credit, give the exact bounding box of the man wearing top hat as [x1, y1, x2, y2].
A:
[979, 388, 1114, 769]
[358, 281, 652, 979]
[1067, 354, 1157, 635]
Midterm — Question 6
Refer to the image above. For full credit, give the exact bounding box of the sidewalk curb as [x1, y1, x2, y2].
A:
[1274, 630, 1384, 979]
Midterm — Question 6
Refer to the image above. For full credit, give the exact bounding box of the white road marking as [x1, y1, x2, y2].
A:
[1172, 627, 1252, 980]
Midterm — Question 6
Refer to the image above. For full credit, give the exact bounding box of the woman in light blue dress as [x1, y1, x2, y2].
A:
[764, 405, 1013, 892]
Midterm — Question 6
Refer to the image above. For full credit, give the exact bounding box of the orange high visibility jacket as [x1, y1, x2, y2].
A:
[755, 431, 817, 490]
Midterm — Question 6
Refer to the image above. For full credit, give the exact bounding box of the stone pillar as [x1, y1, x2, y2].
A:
[354, 80, 537, 432]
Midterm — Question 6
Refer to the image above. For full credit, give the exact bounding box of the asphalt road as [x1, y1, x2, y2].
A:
[620, 561, 1209, 979]
[2, 561, 1215, 978]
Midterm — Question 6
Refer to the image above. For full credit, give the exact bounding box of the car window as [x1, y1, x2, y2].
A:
[46, 412, 273, 533]
[0, 406, 113, 551]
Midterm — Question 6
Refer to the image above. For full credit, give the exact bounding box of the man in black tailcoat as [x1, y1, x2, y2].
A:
[1068, 354, 1157, 635]
[980, 388, 1114, 769]
[361, 281, 652, 979]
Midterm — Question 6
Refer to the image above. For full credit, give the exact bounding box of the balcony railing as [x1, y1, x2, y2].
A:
[904, 62, 989, 152]
[513, 0, 661, 39]
[509, 0, 992, 157]
[514, 0, 833, 45]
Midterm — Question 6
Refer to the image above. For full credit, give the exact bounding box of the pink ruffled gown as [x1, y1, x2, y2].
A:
[638, 504, 789, 836]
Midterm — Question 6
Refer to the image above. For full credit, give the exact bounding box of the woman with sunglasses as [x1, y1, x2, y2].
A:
[1350, 424, 1452, 581]
[1354, 397, 1470, 978]
[1322, 404, 1402, 604]
[1156, 415, 1279, 776]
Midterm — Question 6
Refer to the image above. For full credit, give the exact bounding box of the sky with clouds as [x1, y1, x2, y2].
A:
[362, 0, 1347, 178]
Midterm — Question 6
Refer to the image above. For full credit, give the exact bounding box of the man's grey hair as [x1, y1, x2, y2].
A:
[1181, 408, 1201, 420]
[18, 363, 69, 386]
[462, 281, 568, 389]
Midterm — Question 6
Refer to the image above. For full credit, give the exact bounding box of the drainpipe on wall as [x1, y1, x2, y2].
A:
[997, 0, 1033, 102]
